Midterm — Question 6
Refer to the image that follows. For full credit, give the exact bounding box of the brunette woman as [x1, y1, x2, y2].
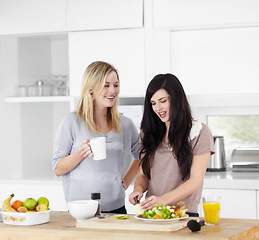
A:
[129, 73, 214, 216]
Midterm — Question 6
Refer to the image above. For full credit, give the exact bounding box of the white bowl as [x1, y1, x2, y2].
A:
[2, 210, 50, 225]
[67, 200, 98, 222]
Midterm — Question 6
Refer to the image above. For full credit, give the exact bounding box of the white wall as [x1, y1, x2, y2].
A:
[1, 0, 259, 179]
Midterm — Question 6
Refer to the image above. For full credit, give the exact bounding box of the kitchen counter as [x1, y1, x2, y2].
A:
[204, 170, 259, 190]
[1, 169, 259, 189]
[1, 170, 259, 214]
[0, 211, 259, 240]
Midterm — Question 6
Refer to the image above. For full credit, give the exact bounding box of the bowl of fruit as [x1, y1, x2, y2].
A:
[2, 194, 50, 225]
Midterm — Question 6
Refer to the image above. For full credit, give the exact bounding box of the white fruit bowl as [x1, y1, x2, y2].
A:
[2, 210, 50, 225]
[67, 200, 98, 222]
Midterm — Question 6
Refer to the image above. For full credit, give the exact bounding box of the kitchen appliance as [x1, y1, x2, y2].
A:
[207, 136, 227, 171]
[231, 148, 259, 172]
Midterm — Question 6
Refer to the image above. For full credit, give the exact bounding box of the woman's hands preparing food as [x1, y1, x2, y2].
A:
[130, 191, 167, 210]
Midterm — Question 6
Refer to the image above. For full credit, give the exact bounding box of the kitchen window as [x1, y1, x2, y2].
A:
[189, 94, 259, 163]
[207, 115, 259, 161]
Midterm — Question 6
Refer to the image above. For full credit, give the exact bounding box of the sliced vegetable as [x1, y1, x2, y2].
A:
[134, 204, 144, 215]
[116, 215, 130, 220]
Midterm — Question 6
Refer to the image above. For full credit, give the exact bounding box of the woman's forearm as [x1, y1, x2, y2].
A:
[54, 139, 93, 176]
[128, 167, 149, 204]
[133, 171, 149, 193]
[140, 175, 204, 210]
[54, 149, 84, 176]
[163, 177, 203, 205]
[140, 152, 210, 210]
[123, 160, 140, 189]
[163, 152, 210, 205]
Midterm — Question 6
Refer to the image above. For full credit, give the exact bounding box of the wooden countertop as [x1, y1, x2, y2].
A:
[0, 211, 259, 240]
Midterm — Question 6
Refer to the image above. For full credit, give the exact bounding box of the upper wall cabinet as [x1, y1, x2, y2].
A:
[0, 0, 66, 35]
[69, 29, 146, 97]
[67, 0, 143, 31]
[170, 27, 259, 95]
[153, 0, 259, 29]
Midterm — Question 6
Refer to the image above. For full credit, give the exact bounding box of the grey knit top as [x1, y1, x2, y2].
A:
[52, 112, 140, 211]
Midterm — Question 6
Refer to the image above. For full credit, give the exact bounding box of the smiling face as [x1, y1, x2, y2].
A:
[94, 71, 120, 110]
[150, 89, 171, 124]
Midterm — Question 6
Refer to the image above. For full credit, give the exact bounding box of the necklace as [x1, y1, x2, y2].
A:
[163, 140, 173, 152]
[168, 145, 173, 152]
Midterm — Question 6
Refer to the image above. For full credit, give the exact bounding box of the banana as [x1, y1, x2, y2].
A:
[2, 194, 17, 212]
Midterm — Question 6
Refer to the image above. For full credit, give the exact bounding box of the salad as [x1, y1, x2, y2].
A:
[135, 201, 187, 220]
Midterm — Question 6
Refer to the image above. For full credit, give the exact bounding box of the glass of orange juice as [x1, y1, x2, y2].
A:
[202, 195, 221, 225]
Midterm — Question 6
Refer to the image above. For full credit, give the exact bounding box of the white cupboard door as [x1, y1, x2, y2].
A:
[69, 29, 146, 97]
[153, 0, 259, 29]
[202, 189, 256, 219]
[0, 0, 66, 35]
[67, 0, 143, 31]
[170, 27, 259, 95]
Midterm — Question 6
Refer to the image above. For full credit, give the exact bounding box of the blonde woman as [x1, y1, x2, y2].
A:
[52, 61, 140, 213]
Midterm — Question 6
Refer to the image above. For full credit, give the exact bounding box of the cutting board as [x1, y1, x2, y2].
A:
[77, 214, 195, 232]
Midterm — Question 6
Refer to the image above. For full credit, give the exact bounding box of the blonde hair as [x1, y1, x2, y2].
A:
[76, 61, 121, 133]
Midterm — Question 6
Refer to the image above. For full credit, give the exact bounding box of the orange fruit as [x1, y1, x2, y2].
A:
[11, 200, 24, 211]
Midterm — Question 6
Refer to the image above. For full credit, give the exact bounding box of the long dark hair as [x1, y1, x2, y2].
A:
[140, 74, 193, 181]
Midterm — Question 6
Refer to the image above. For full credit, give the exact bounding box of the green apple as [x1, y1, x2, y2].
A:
[36, 203, 48, 212]
[23, 198, 37, 211]
[37, 197, 49, 208]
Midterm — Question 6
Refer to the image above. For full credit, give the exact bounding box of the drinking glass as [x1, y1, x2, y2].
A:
[202, 195, 221, 225]
[17, 85, 28, 97]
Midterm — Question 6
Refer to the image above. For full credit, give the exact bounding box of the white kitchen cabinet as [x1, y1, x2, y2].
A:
[0, 34, 70, 180]
[257, 191, 259, 219]
[0, 0, 66, 35]
[170, 27, 259, 95]
[1, 34, 69, 98]
[153, 0, 259, 30]
[69, 29, 146, 97]
[0, 101, 70, 180]
[200, 188, 257, 219]
[67, 0, 143, 31]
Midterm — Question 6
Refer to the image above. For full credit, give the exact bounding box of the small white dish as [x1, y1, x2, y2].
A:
[134, 214, 189, 222]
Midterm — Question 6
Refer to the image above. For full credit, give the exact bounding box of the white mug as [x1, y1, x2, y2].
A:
[90, 137, 106, 160]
